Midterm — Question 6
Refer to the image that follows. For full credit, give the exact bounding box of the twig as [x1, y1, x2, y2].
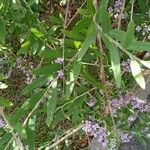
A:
[93, 0, 117, 138]
[44, 124, 83, 150]
[56, 1, 86, 39]
[62, 0, 70, 95]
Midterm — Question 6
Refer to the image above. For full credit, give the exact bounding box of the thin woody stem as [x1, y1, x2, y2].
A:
[93, 0, 117, 137]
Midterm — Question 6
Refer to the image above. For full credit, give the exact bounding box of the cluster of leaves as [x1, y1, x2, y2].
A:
[0, 0, 150, 149]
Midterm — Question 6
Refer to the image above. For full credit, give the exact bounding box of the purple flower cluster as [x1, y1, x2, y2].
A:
[0, 118, 5, 128]
[108, 0, 127, 20]
[128, 114, 137, 124]
[111, 93, 149, 114]
[86, 98, 97, 107]
[54, 57, 64, 79]
[54, 57, 64, 64]
[82, 119, 108, 148]
[121, 59, 131, 73]
[111, 93, 132, 108]
[120, 132, 133, 143]
[57, 69, 64, 78]
[135, 23, 150, 40]
[131, 96, 149, 112]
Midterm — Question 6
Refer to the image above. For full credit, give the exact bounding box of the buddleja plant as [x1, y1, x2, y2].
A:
[0, 0, 150, 149]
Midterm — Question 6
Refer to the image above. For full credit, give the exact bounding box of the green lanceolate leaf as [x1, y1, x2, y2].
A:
[140, 60, 150, 69]
[11, 90, 45, 123]
[49, 15, 63, 24]
[102, 36, 121, 88]
[109, 29, 126, 43]
[130, 59, 145, 89]
[72, 17, 92, 33]
[14, 122, 27, 139]
[46, 80, 57, 127]
[0, 19, 6, 43]
[138, 0, 149, 14]
[65, 61, 82, 100]
[123, 20, 135, 48]
[26, 114, 36, 150]
[77, 23, 97, 61]
[127, 41, 150, 52]
[87, 0, 94, 15]
[32, 64, 61, 76]
[0, 96, 13, 107]
[31, 28, 45, 38]
[98, 0, 111, 33]
[22, 75, 51, 95]
[39, 49, 62, 60]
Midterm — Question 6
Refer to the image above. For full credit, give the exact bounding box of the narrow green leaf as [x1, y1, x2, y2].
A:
[123, 20, 135, 47]
[140, 60, 150, 69]
[22, 75, 50, 95]
[32, 64, 61, 76]
[0, 96, 13, 107]
[98, 0, 111, 33]
[31, 28, 44, 38]
[65, 61, 82, 100]
[78, 23, 97, 61]
[0, 19, 6, 43]
[49, 15, 63, 24]
[14, 122, 27, 139]
[0, 133, 12, 149]
[72, 17, 92, 33]
[127, 41, 150, 52]
[26, 115, 36, 150]
[11, 91, 45, 123]
[130, 60, 145, 89]
[102, 36, 121, 87]
[87, 0, 95, 15]
[46, 80, 57, 127]
[109, 29, 126, 43]
[138, 0, 149, 14]
[39, 49, 62, 60]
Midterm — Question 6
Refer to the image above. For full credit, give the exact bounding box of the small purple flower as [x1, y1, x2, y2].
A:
[0, 118, 5, 128]
[82, 118, 107, 148]
[121, 59, 131, 73]
[108, 6, 113, 13]
[131, 96, 149, 112]
[96, 128, 108, 148]
[120, 132, 133, 143]
[86, 99, 96, 107]
[135, 26, 142, 32]
[82, 120, 93, 133]
[111, 98, 122, 107]
[57, 70, 64, 78]
[111, 93, 131, 108]
[54, 57, 64, 64]
[128, 114, 137, 124]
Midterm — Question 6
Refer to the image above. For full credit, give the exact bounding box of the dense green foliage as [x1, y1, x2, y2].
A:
[0, 0, 150, 149]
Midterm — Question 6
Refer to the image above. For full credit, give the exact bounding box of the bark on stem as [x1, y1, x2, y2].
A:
[93, 0, 110, 114]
